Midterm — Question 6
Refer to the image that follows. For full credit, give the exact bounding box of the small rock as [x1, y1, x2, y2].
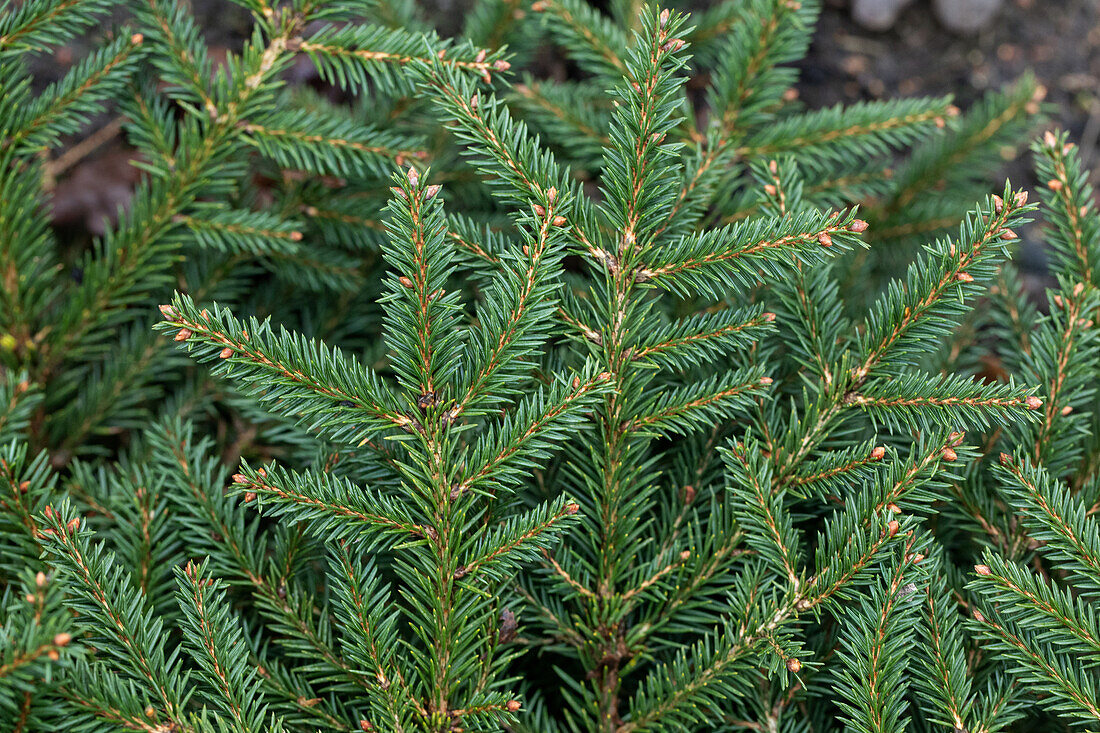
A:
[933, 0, 1004, 34]
[852, 0, 915, 31]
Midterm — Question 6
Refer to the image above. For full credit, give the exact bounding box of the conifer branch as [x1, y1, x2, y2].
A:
[38, 510, 193, 731]
[158, 295, 411, 442]
[528, 0, 631, 81]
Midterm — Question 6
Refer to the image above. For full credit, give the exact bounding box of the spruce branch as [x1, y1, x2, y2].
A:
[830, 555, 924, 733]
[300, 25, 508, 95]
[5, 31, 145, 153]
[230, 462, 421, 547]
[640, 209, 863, 300]
[855, 187, 1033, 379]
[1034, 129, 1100, 285]
[157, 294, 410, 444]
[38, 506, 193, 730]
[175, 560, 268, 732]
[528, 0, 631, 81]
[0, 0, 116, 56]
[995, 454, 1100, 600]
[381, 167, 463, 402]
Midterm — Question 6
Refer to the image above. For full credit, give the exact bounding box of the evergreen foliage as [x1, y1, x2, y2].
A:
[1, 0, 1096, 731]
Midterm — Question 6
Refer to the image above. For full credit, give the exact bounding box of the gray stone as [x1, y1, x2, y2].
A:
[933, 0, 1005, 34]
[852, 0, 916, 31]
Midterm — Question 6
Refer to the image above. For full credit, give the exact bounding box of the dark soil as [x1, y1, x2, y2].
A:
[801, 0, 1100, 178]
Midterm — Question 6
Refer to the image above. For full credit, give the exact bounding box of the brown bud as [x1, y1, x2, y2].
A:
[131, 33, 144, 44]
[1013, 191, 1028, 207]
[547, 187, 557, 204]
[565, 502, 580, 515]
[871, 446, 886, 461]
[406, 167, 418, 187]
[1053, 295, 1064, 308]
[679, 550, 691, 561]
[769, 159, 778, 174]
[658, 8, 671, 27]
[533, 204, 546, 217]
[44, 506, 54, 520]
[973, 608, 985, 623]
[507, 700, 522, 712]
[818, 232, 832, 247]
[763, 312, 776, 323]
[941, 447, 957, 462]
[948, 431, 965, 446]
[552, 216, 567, 226]
[219, 347, 233, 359]
[786, 658, 802, 673]
[1061, 405, 1074, 416]
[934, 117, 945, 128]
[1001, 228, 1018, 240]
[795, 598, 812, 611]
[1044, 130, 1058, 147]
[849, 219, 869, 233]
[390, 186, 406, 201]
[1048, 179, 1064, 192]
[999, 452, 1012, 466]
[66, 518, 80, 533]
[231, 473, 248, 484]
[174, 329, 192, 341]
[956, 272, 974, 283]
[571, 376, 581, 390]
[763, 184, 777, 196]
[974, 564, 991, 576]
[359, 721, 374, 732]
[1074, 282, 1085, 296]
[1025, 395, 1043, 410]
[36, 571, 46, 587]
[399, 276, 414, 288]
[469, 94, 479, 110]
[992, 194, 1004, 213]
[682, 485, 696, 505]
[760, 376, 773, 385]
[47, 649, 59, 661]
[911, 553, 925, 564]
[159, 304, 177, 319]
[887, 520, 900, 536]
[425, 184, 442, 200]
[289, 230, 303, 241]
[475, 49, 487, 63]
[53, 632, 72, 647]
[661, 38, 684, 53]
[886, 503, 902, 514]
[494, 59, 511, 71]
[244, 492, 257, 503]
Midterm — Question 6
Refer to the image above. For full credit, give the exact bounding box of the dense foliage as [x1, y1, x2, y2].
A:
[2, 0, 1097, 731]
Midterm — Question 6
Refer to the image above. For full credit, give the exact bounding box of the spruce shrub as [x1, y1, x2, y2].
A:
[1, 1, 1097, 731]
